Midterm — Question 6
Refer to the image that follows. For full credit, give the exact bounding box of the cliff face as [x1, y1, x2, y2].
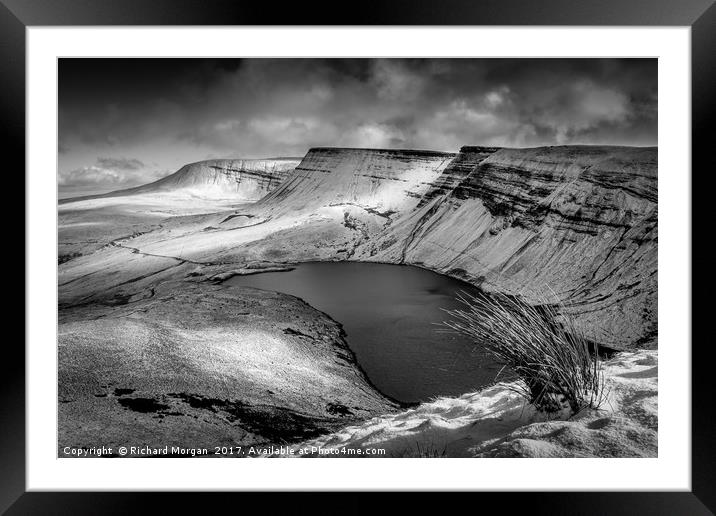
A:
[103, 158, 301, 201]
[417, 146, 500, 207]
[59, 145, 657, 350]
[259, 148, 456, 216]
[357, 146, 657, 348]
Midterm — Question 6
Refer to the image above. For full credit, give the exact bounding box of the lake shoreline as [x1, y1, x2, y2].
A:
[226, 261, 501, 404]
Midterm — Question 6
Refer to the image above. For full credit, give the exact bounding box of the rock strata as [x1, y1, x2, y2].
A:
[106, 158, 301, 200]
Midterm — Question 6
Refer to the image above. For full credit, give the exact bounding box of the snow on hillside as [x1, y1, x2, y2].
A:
[64, 158, 301, 203]
[130, 158, 300, 200]
[273, 350, 657, 458]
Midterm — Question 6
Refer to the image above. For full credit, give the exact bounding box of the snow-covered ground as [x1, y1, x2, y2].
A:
[275, 350, 657, 458]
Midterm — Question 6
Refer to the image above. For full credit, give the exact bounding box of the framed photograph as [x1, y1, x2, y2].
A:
[9, 0, 712, 512]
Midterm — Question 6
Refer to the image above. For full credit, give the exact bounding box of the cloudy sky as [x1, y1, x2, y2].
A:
[59, 58, 656, 197]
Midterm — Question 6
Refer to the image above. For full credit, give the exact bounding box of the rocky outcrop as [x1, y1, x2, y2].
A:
[417, 146, 500, 207]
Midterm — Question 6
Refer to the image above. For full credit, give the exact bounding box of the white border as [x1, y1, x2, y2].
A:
[28, 27, 691, 491]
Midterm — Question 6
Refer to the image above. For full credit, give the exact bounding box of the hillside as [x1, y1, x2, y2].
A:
[125, 158, 301, 200]
[57, 144, 658, 455]
[272, 350, 658, 458]
[58, 157, 301, 260]
[61, 158, 301, 204]
[258, 148, 456, 216]
[356, 145, 658, 349]
[59, 145, 657, 349]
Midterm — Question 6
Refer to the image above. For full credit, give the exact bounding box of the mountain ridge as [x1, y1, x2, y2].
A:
[59, 144, 657, 349]
[60, 157, 301, 204]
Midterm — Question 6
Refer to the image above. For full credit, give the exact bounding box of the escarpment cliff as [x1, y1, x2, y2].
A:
[259, 148, 456, 216]
[357, 145, 657, 349]
[417, 146, 500, 207]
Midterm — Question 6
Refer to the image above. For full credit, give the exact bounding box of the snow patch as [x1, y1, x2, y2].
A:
[273, 350, 657, 458]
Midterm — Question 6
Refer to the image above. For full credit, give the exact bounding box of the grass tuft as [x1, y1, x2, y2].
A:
[443, 291, 607, 414]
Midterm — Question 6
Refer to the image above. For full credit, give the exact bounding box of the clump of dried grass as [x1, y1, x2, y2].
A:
[443, 291, 607, 414]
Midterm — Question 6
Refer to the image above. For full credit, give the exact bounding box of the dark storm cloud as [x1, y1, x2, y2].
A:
[58, 58, 656, 193]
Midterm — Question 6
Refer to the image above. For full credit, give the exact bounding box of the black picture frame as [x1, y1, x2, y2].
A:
[6, 0, 713, 513]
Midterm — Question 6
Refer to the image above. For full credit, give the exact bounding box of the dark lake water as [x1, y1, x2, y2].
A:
[226, 262, 501, 403]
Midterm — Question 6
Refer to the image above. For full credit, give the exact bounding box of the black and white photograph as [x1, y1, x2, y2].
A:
[56, 57, 659, 459]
